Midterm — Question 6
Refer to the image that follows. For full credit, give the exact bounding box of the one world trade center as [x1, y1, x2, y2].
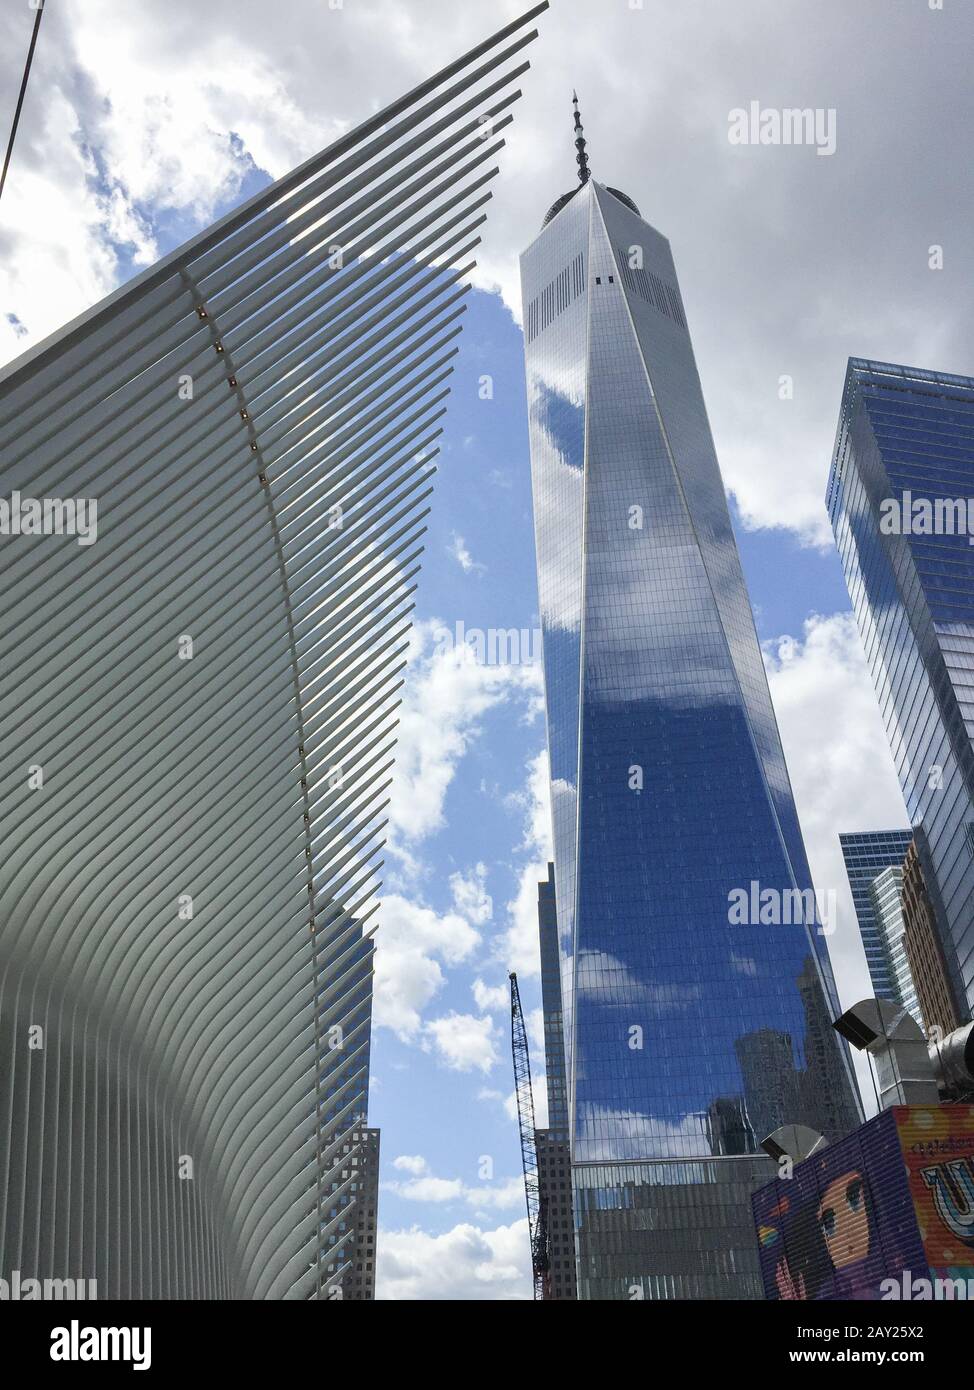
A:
[520, 100, 860, 1299]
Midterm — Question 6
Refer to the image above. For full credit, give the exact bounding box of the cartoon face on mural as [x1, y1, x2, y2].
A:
[770, 1196, 831, 1300]
[759, 1167, 879, 1300]
[817, 1171, 871, 1269]
[753, 1107, 974, 1301]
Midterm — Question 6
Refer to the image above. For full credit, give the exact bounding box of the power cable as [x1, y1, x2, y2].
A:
[0, 1, 46, 206]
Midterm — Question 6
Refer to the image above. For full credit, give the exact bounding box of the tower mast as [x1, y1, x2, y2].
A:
[571, 90, 591, 184]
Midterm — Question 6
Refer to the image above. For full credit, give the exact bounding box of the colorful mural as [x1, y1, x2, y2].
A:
[752, 1106, 974, 1300]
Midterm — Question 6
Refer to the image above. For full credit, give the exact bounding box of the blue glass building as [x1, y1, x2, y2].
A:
[827, 360, 974, 1025]
[839, 829, 914, 1003]
[521, 111, 860, 1300]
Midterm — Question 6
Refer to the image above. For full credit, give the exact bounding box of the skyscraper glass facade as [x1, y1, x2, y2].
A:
[827, 360, 974, 1022]
[839, 829, 914, 1002]
[868, 866, 921, 1026]
[521, 178, 860, 1299]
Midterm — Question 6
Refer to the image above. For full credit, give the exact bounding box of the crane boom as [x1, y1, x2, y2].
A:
[509, 971, 549, 1300]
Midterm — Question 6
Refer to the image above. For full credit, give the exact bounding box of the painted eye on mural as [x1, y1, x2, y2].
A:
[819, 1208, 836, 1236]
[846, 1179, 864, 1213]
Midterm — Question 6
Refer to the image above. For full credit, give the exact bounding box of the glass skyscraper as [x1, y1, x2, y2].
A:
[520, 113, 860, 1300]
[838, 828, 914, 1003]
[827, 359, 974, 1024]
[868, 867, 922, 1027]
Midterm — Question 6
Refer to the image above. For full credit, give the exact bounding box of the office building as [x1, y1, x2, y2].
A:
[538, 862, 569, 1139]
[520, 100, 859, 1300]
[536, 1129, 576, 1300]
[535, 864, 576, 1299]
[868, 867, 921, 1026]
[902, 838, 962, 1038]
[338, 1127, 380, 1301]
[827, 359, 974, 1021]
[839, 829, 914, 1003]
[318, 924, 380, 1297]
[0, 5, 544, 1298]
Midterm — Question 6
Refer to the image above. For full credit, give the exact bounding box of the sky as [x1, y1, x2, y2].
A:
[1, 0, 972, 1299]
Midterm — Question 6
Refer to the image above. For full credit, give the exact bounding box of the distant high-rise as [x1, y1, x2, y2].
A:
[868, 867, 921, 1026]
[338, 1127, 380, 1301]
[902, 838, 962, 1038]
[828, 360, 974, 1023]
[839, 829, 914, 1003]
[537, 862, 569, 1140]
[520, 99, 860, 1300]
[319, 924, 380, 1297]
[535, 864, 576, 1300]
[0, 5, 544, 1298]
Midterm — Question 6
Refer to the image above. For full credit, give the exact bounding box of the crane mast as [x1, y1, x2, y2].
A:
[509, 970, 550, 1300]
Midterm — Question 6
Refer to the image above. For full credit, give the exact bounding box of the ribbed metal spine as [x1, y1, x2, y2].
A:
[0, 5, 545, 1299]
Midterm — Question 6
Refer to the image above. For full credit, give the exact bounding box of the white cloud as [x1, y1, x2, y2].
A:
[0, 0, 322, 366]
[423, 1011, 498, 1074]
[68, 4, 322, 213]
[496, 748, 553, 978]
[387, 1176, 464, 1204]
[391, 1154, 429, 1176]
[386, 620, 541, 873]
[0, 89, 127, 363]
[5, 1, 971, 551]
[577, 1106, 711, 1161]
[575, 950, 704, 1014]
[507, 748, 554, 859]
[376, 1219, 531, 1301]
[534, 1076, 549, 1131]
[526, 1006, 546, 1058]
[372, 627, 541, 1042]
[472, 978, 509, 1012]
[763, 612, 910, 1011]
[450, 863, 493, 925]
[477, 1087, 519, 1125]
[383, 1171, 524, 1212]
[456, 1176, 525, 1212]
[372, 894, 480, 1040]
[447, 532, 486, 575]
[478, 1077, 548, 1132]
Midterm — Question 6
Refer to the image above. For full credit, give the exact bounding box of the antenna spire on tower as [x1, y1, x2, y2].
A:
[572, 90, 590, 185]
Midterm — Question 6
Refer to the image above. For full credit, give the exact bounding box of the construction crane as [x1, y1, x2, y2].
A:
[509, 970, 550, 1300]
